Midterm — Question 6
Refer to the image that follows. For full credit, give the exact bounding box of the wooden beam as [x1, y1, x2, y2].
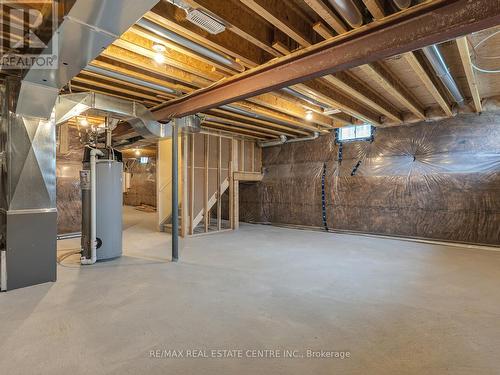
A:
[322, 72, 402, 123]
[272, 41, 290, 55]
[102, 45, 209, 88]
[148, 2, 266, 67]
[239, 0, 314, 47]
[184, 0, 280, 58]
[360, 63, 426, 120]
[247, 92, 338, 128]
[153, 0, 500, 120]
[402, 52, 452, 116]
[456, 36, 482, 113]
[202, 123, 267, 140]
[117, 32, 226, 81]
[297, 81, 382, 125]
[303, 0, 348, 34]
[313, 22, 335, 40]
[233, 172, 264, 181]
[362, 0, 385, 20]
[209, 108, 310, 136]
[203, 114, 300, 137]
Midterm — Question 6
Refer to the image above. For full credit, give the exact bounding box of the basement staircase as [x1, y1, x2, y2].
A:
[160, 176, 230, 234]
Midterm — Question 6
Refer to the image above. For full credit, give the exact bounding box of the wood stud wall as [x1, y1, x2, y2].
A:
[183, 132, 262, 236]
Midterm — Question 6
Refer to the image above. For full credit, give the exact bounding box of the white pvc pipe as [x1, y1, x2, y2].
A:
[81, 148, 104, 265]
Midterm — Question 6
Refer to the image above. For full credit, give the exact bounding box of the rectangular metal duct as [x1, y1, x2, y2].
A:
[17, 0, 160, 119]
[1, 77, 57, 291]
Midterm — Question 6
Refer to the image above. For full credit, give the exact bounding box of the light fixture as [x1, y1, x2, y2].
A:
[153, 53, 166, 64]
[152, 43, 166, 53]
[305, 110, 313, 121]
[79, 117, 89, 126]
[135, 149, 141, 156]
[152, 43, 167, 65]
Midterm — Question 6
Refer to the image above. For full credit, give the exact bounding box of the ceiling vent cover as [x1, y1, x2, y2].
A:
[185, 9, 225, 34]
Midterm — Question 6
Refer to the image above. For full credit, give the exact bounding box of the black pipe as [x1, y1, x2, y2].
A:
[171, 123, 179, 262]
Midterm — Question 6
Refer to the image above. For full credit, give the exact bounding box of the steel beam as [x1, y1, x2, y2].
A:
[153, 0, 500, 120]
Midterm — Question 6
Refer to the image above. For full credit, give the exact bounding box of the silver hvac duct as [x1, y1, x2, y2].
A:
[84, 65, 179, 96]
[55, 92, 172, 139]
[136, 18, 244, 72]
[282, 88, 328, 109]
[0, 77, 57, 291]
[327, 0, 363, 28]
[16, 0, 160, 119]
[259, 132, 320, 148]
[392, 0, 411, 10]
[422, 45, 464, 105]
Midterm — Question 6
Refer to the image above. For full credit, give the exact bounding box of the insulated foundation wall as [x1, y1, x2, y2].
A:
[239, 113, 500, 245]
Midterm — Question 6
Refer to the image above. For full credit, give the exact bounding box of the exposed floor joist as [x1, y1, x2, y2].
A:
[154, 0, 500, 120]
[456, 36, 483, 113]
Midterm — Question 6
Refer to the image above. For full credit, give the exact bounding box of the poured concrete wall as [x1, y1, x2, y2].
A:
[240, 113, 500, 245]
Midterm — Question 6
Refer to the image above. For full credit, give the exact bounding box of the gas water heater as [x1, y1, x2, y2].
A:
[80, 148, 123, 263]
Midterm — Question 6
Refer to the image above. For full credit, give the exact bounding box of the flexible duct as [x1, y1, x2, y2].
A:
[392, 0, 411, 10]
[327, 0, 363, 28]
[422, 45, 464, 105]
[136, 18, 243, 72]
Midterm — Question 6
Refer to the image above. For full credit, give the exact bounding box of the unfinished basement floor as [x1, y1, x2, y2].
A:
[1, 207, 500, 375]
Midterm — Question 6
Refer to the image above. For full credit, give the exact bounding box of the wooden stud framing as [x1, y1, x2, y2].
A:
[456, 36, 483, 113]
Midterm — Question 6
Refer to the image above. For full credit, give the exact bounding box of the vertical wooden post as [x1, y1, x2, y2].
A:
[204, 134, 209, 233]
[180, 133, 188, 238]
[217, 136, 222, 231]
[189, 134, 194, 235]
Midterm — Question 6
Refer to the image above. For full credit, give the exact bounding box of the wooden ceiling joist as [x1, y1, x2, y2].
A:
[239, 0, 315, 48]
[456, 36, 483, 113]
[360, 63, 426, 120]
[362, 0, 385, 20]
[402, 52, 453, 116]
[148, 2, 265, 67]
[303, 0, 348, 34]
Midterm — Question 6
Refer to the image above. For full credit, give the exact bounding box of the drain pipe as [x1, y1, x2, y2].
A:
[81, 148, 104, 265]
[136, 18, 243, 72]
[422, 45, 464, 105]
[259, 132, 320, 148]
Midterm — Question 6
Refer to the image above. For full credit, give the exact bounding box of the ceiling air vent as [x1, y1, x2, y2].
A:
[185, 9, 225, 35]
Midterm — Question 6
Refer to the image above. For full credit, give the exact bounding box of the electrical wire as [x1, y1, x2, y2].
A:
[470, 29, 500, 74]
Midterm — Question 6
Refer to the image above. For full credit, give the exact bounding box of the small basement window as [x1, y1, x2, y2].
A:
[336, 124, 374, 143]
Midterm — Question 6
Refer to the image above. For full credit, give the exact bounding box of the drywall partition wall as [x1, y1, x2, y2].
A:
[239, 112, 500, 245]
[123, 158, 157, 207]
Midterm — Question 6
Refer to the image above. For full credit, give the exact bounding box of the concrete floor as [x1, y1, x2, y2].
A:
[1, 206, 500, 374]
